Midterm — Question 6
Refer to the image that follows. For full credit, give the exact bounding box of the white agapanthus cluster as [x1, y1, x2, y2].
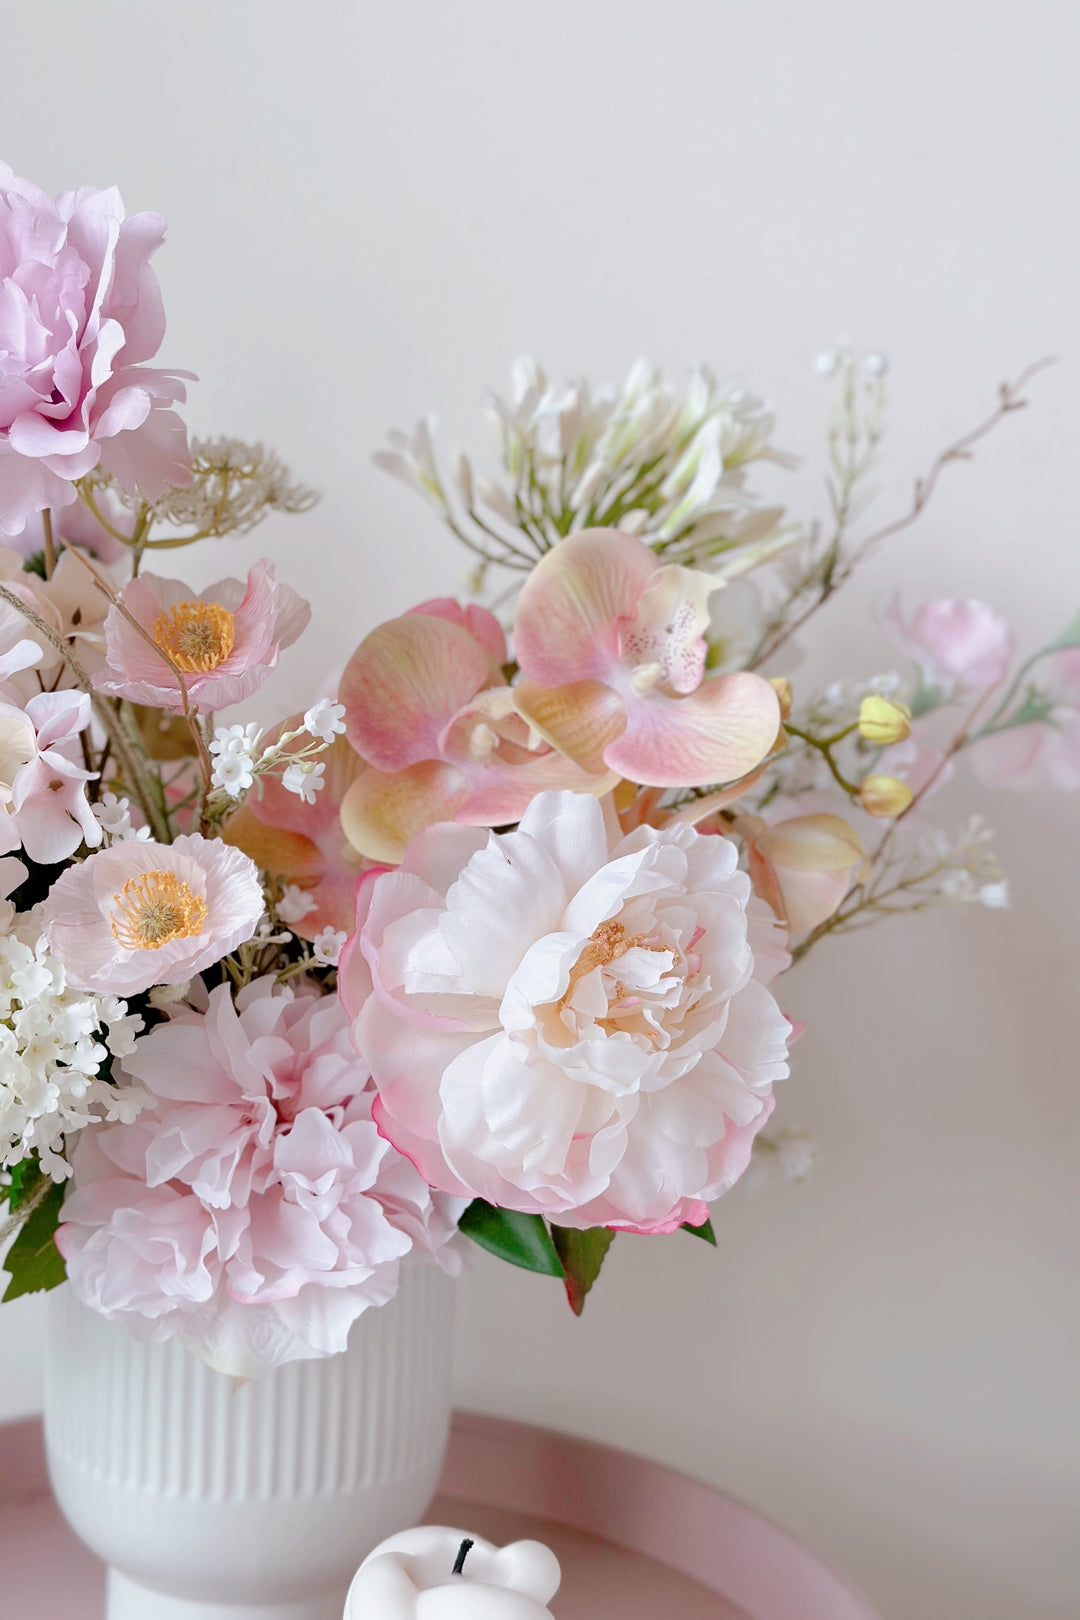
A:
[377, 356, 798, 574]
[0, 920, 147, 1181]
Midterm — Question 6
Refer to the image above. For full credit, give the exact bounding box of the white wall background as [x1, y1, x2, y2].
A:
[2, 4, 1078, 1616]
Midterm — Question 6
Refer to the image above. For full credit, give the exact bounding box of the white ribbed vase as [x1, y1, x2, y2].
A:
[44, 1265, 456, 1620]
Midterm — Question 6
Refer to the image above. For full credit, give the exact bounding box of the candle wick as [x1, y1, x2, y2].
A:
[451, 1538, 474, 1576]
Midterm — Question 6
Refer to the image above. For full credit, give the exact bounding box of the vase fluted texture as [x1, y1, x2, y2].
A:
[44, 1265, 456, 1620]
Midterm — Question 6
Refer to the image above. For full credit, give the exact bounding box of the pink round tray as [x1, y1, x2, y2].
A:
[1, 1410, 879, 1619]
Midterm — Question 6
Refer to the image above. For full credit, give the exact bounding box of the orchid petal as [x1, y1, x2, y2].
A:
[512, 679, 627, 774]
[753, 813, 864, 873]
[603, 672, 780, 788]
[340, 614, 491, 771]
[340, 760, 471, 864]
[513, 527, 658, 685]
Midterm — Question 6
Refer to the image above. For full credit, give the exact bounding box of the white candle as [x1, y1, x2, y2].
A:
[344, 1526, 562, 1618]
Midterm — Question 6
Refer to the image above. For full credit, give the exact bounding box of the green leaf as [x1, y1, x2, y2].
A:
[458, 1200, 565, 1277]
[681, 1214, 717, 1246]
[550, 1224, 616, 1315]
[1046, 609, 1080, 654]
[2, 1177, 67, 1301]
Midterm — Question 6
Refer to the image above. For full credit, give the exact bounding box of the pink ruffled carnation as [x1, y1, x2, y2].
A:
[94, 559, 310, 712]
[0, 163, 193, 537]
[42, 832, 264, 996]
[341, 790, 794, 1232]
[56, 981, 465, 1376]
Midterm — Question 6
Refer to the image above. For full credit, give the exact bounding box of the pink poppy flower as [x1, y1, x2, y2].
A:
[338, 598, 617, 864]
[0, 689, 103, 863]
[0, 163, 193, 537]
[512, 529, 780, 788]
[341, 790, 793, 1232]
[57, 980, 465, 1375]
[888, 596, 1014, 695]
[42, 832, 264, 995]
[94, 559, 310, 712]
[971, 650, 1080, 789]
[223, 723, 370, 938]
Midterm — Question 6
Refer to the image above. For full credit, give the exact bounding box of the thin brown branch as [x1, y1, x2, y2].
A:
[751, 357, 1056, 669]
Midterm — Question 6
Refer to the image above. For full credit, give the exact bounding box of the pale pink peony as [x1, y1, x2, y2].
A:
[341, 791, 793, 1232]
[339, 598, 616, 864]
[971, 650, 1080, 789]
[888, 596, 1014, 695]
[56, 980, 465, 1375]
[94, 559, 310, 712]
[512, 529, 781, 788]
[0, 688, 103, 863]
[42, 832, 264, 995]
[0, 163, 193, 536]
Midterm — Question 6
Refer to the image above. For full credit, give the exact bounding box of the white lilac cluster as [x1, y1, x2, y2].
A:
[210, 723, 263, 799]
[0, 921, 146, 1181]
[377, 356, 798, 574]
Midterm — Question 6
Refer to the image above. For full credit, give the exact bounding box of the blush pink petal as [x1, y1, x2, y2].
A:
[346, 790, 794, 1230]
[42, 833, 265, 996]
[94, 559, 309, 712]
[58, 982, 465, 1376]
[342, 613, 492, 770]
[0, 165, 193, 536]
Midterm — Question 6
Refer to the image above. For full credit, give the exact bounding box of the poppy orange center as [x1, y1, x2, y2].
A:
[108, 870, 208, 951]
[152, 601, 235, 672]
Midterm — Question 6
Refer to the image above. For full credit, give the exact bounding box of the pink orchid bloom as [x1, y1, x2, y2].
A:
[339, 599, 616, 864]
[0, 689, 102, 863]
[888, 595, 1014, 696]
[94, 559, 310, 712]
[512, 529, 780, 788]
[0, 164, 193, 537]
[971, 650, 1080, 789]
[223, 725, 370, 938]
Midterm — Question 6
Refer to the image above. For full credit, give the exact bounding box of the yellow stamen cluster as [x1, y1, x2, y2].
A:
[152, 600, 236, 673]
[108, 870, 208, 951]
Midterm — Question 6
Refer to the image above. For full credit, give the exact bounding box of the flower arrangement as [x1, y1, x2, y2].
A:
[0, 161, 1074, 1372]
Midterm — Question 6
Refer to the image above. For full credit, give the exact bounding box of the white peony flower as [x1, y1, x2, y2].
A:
[342, 791, 794, 1232]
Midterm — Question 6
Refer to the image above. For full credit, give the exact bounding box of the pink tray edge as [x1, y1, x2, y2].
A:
[1, 1412, 880, 1620]
[443, 1411, 879, 1620]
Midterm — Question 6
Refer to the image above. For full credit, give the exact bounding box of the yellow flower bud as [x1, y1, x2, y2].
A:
[859, 774, 914, 817]
[858, 694, 912, 745]
[769, 676, 793, 721]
